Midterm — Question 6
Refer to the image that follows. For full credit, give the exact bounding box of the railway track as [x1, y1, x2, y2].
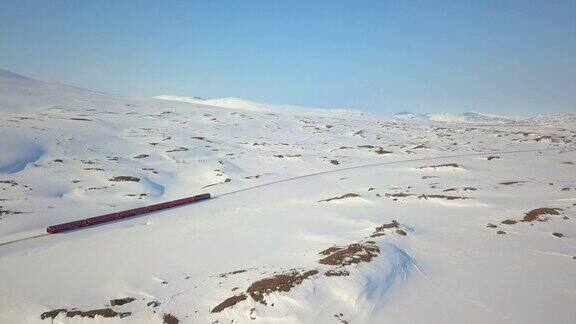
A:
[0, 147, 566, 247]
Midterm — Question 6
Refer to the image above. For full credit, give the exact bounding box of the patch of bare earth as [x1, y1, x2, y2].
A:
[0, 206, 23, 217]
[211, 220, 407, 313]
[384, 193, 412, 200]
[247, 269, 319, 305]
[163, 313, 179, 324]
[417, 194, 468, 200]
[325, 269, 350, 277]
[374, 148, 393, 154]
[166, 146, 188, 152]
[373, 220, 410, 237]
[211, 294, 247, 313]
[496, 207, 564, 229]
[109, 176, 140, 182]
[443, 187, 476, 192]
[318, 193, 360, 202]
[418, 163, 460, 170]
[335, 313, 350, 324]
[40, 308, 130, 320]
[499, 181, 525, 185]
[522, 207, 563, 222]
[319, 242, 380, 266]
[212, 269, 319, 312]
[110, 297, 135, 306]
[219, 269, 247, 278]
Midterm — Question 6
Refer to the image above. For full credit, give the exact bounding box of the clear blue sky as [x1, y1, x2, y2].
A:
[1, 0, 574, 115]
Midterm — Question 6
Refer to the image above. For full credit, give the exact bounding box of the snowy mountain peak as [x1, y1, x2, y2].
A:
[0, 69, 30, 80]
[394, 110, 516, 124]
[460, 111, 514, 123]
[154, 95, 273, 112]
[393, 111, 418, 119]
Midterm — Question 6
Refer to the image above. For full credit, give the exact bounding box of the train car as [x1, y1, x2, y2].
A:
[46, 193, 211, 234]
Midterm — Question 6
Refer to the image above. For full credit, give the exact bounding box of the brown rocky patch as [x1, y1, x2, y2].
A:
[499, 181, 525, 185]
[552, 232, 564, 238]
[319, 242, 380, 266]
[487, 156, 500, 161]
[0, 180, 18, 187]
[219, 269, 247, 278]
[166, 147, 188, 152]
[325, 269, 350, 277]
[384, 193, 412, 198]
[40, 308, 130, 320]
[501, 219, 517, 225]
[522, 208, 563, 222]
[417, 194, 468, 200]
[163, 313, 179, 324]
[443, 187, 476, 192]
[110, 297, 135, 306]
[374, 220, 400, 232]
[247, 270, 319, 305]
[374, 148, 393, 154]
[396, 229, 407, 236]
[0, 206, 23, 216]
[211, 294, 247, 313]
[318, 193, 360, 202]
[335, 313, 350, 324]
[109, 176, 140, 182]
[418, 163, 460, 170]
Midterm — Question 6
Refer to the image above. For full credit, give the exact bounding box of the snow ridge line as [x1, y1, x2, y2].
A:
[0, 147, 563, 247]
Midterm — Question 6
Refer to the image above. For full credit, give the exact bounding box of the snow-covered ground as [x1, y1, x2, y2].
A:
[0, 69, 575, 323]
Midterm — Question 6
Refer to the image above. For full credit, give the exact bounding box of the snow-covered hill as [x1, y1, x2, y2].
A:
[394, 110, 517, 124]
[395, 109, 576, 126]
[153, 95, 274, 112]
[1, 70, 575, 324]
[520, 113, 576, 125]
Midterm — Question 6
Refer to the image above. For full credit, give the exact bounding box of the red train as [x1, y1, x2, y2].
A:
[46, 193, 211, 234]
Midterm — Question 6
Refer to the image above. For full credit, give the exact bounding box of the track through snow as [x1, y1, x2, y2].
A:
[0, 147, 559, 247]
[216, 147, 562, 197]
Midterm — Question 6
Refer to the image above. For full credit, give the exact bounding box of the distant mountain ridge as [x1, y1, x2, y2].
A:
[0, 69, 572, 123]
[153, 95, 274, 112]
[394, 110, 576, 125]
[153, 94, 362, 116]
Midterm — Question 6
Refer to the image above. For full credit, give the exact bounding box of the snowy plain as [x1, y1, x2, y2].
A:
[0, 69, 575, 323]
